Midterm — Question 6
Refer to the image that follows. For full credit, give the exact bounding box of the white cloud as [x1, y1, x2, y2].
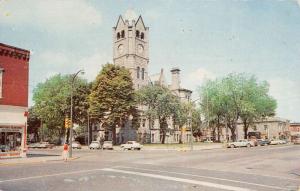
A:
[268, 78, 300, 122]
[188, 68, 216, 83]
[180, 67, 216, 97]
[297, 0, 300, 7]
[0, 0, 102, 31]
[78, 52, 112, 82]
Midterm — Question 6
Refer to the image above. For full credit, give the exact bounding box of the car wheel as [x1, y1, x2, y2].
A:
[230, 144, 235, 148]
[246, 144, 251, 148]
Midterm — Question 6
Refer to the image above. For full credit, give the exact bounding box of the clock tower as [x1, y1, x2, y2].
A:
[113, 15, 149, 89]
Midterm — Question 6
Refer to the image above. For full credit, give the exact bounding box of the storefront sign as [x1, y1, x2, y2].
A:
[0, 127, 23, 133]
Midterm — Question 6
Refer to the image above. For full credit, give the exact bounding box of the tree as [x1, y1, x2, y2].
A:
[173, 102, 201, 143]
[199, 73, 277, 142]
[136, 84, 181, 144]
[88, 63, 137, 144]
[32, 74, 90, 143]
[27, 107, 41, 142]
[239, 77, 276, 139]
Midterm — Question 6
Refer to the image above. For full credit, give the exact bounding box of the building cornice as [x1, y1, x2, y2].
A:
[0, 43, 30, 61]
[113, 54, 149, 61]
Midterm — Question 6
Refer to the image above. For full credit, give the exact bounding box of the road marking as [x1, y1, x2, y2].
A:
[101, 168, 254, 191]
[116, 166, 290, 190]
[0, 168, 104, 183]
[179, 165, 300, 182]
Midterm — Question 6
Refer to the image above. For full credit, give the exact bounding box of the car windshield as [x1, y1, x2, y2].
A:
[104, 141, 112, 144]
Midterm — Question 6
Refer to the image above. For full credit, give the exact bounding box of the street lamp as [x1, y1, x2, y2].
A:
[69, 69, 84, 158]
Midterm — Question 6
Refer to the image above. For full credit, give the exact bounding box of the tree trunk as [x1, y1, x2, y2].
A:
[217, 116, 221, 142]
[243, 119, 248, 139]
[230, 127, 236, 141]
[179, 126, 183, 144]
[159, 118, 167, 144]
[112, 126, 116, 145]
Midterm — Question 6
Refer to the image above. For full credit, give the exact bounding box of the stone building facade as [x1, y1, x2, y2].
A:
[93, 15, 192, 144]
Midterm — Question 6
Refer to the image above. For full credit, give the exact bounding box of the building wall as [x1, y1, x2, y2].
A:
[0, 43, 29, 158]
[289, 123, 300, 136]
[113, 16, 149, 90]
[0, 43, 29, 107]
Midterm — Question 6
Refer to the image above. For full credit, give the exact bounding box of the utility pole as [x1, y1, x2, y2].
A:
[87, 112, 90, 145]
[69, 69, 84, 158]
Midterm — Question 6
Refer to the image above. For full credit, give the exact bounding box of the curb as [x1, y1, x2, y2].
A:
[0, 156, 80, 166]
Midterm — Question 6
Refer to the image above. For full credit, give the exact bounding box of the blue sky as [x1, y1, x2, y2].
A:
[0, 0, 299, 122]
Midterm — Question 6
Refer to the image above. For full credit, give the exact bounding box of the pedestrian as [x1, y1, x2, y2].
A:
[62, 143, 69, 162]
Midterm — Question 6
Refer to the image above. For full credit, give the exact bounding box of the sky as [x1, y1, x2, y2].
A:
[0, 0, 299, 122]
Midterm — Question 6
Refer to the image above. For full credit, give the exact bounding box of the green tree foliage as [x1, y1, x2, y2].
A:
[88, 64, 137, 144]
[199, 73, 276, 141]
[32, 74, 90, 143]
[136, 85, 181, 144]
[27, 107, 41, 142]
[173, 102, 202, 143]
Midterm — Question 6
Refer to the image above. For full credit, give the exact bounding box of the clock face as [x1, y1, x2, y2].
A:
[138, 44, 144, 54]
[118, 44, 124, 54]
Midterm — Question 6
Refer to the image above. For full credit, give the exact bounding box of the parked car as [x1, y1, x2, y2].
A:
[257, 139, 270, 146]
[270, 139, 285, 145]
[278, 139, 287, 144]
[38, 142, 54, 149]
[102, 141, 113, 150]
[89, 141, 101, 150]
[294, 138, 300, 145]
[227, 140, 255, 148]
[28, 143, 41, 149]
[120, 141, 143, 150]
[72, 141, 82, 149]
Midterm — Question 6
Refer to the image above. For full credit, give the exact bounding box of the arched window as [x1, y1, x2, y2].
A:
[121, 30, 125, 38]
[141, 68, 145, 80]
[117, 32, 120, 40]
[136, 30, 140, 38]
[137, 67, 140, 79]
[141, 32, 144, 40]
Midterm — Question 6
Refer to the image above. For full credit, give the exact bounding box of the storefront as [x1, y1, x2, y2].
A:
[0, 124, 26, 158]
[0, 105, 28, 159]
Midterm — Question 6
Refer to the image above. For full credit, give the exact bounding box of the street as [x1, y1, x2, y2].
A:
[0, 145, 299, 191]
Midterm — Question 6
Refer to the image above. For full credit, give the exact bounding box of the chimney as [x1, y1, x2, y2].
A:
[170, 67, 180, 90]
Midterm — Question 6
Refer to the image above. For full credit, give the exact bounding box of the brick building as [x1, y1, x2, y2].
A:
[289, 123, 300, 140]
[0, 43, 30, 158]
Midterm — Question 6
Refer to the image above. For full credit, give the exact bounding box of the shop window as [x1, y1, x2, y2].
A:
[0, 68, 3, 98]
[0, 131, 22, 152]
[141, 32, 144, 39]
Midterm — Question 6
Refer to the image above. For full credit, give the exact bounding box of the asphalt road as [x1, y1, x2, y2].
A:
[0, 145, 299, 191]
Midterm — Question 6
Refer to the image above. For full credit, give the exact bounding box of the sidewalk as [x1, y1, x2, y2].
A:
[0, 155, 79, 166]
[141, 143, 224, 151]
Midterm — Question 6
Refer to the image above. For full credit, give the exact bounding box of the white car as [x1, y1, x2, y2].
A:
[227, 140, 255, 148]
[270, 139, 286, 145]
[120, 141, 143, 150]
[89, 141, 101, 150]
[72, 141, 82, 149]
[102, 141, 113, 150]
